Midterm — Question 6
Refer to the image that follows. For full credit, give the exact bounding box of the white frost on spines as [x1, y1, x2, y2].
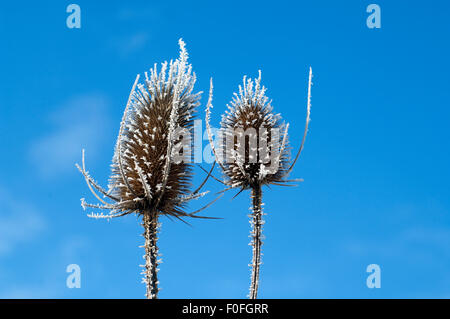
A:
[125, 38, 198, 128]
[88, 212, 113, 220]
[248, 189, 264, 299]
[107, 39, 201, 204]
[135, 163, 153, 200]
[205, 78, 225, 171]
[175, 191, 209, 203]
[80, 198, 87, 210]
[141, 216, 161, 299]
[216, 71, 293, 184]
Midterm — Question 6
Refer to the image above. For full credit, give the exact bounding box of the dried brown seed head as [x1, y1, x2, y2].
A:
[217, 71, 291, 188]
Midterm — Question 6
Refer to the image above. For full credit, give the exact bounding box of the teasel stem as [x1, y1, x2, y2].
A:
[249, 184, 263, 299]
[141, 211, 160, 299]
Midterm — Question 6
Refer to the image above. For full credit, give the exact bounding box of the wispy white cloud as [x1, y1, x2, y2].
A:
[110, 32, 150, 56]
[0, 187, 46, 256]
[116, 6, 159, 22]
[343, 201, 450, 259]
[0, 286, 57, 299]
[0, 234, 94, 298]
[29, 94, 110, 178]
[109, 5, 159, 57]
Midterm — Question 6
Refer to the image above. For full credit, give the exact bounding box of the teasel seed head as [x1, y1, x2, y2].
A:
[77, 39, 210, 220]
[221, 71, 291, 188]
[206, 69, 312, 191]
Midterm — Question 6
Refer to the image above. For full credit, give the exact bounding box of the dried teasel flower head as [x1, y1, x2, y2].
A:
[106, 39, 204, 219]
[77, 38, 213, 221]
[206, 68, 312, 191]
[220, 71, 289, 188]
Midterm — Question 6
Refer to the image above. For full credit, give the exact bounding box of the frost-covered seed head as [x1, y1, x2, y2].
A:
[107, 39, 202, 218]
[217, 71, 291, 188]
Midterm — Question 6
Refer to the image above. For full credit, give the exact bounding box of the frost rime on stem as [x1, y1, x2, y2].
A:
[141, 212, 160, 299]
[249, 185, 263, 299]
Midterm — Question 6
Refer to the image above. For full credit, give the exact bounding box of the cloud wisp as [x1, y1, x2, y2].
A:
[0, 187, 46, 256]
[29, 94, 110, 179]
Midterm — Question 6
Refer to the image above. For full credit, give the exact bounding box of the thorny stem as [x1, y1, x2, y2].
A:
[249, 184, 263, 299]
[142, 211, 159, 299]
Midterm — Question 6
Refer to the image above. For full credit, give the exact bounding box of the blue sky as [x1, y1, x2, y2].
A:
[0, 0, 449, 298]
